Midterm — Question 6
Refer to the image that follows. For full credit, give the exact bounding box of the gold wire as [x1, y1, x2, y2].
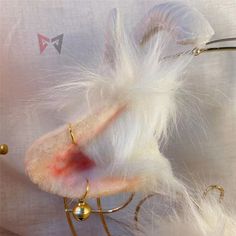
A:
[141, 33, 236, 58]
[134, 194, 157, 224]
[64, 194, 135, 214]
[92, 193, 135, 214]
[203, 184, 225, 203]
[64, 193, 134, 235]
[96, 198, 112, 236]
[80, 179, 89, 201]
[68, 123, 77, 145]
[64, 198, 78, 236]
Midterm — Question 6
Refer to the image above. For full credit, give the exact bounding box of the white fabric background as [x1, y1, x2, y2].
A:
[0, 0, 236, 235]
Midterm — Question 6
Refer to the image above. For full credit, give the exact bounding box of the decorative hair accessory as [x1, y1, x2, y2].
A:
[24, 1, 236, 235]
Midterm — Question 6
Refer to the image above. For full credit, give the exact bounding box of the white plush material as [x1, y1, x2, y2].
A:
[25, 2, 210, 198]
[0, 0, 236, 235]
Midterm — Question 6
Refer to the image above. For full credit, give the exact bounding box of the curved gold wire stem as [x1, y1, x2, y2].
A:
[92, 193, 135, 214]
[203, 184, 224, 203]
[96, 197, 112, 236]
[64, 198, 78, 236]
[134, 194, 157, 223]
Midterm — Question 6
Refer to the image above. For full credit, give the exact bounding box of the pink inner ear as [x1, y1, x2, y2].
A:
[48, 144, 96, 177]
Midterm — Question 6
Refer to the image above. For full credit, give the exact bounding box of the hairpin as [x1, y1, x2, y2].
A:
[24, 1, 236, 235]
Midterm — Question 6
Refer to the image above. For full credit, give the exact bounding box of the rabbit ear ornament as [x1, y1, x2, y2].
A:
[25, 1, 236, 236]
[25, 1, 215, 199]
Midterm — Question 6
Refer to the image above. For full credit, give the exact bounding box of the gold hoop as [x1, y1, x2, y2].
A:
[203, 184, 224, 203]
[68, 123, 77, 145]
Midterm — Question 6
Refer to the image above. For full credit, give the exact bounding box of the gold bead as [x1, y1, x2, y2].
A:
[72, 201, 91, 221]
[0, 144, 8, 155]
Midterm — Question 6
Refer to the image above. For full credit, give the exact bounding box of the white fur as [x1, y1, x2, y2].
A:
[26, 8, 235, 236]
[134, 193, 236, 236]
[25, 1, 217, 199]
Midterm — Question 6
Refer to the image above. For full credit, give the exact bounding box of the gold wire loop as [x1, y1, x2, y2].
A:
[68, 123, 77, 145]
[96, 198, 112, 236]
[134, 194, 157, 224]
[203, 184, 225, 203]
[64, 179, 92, 222]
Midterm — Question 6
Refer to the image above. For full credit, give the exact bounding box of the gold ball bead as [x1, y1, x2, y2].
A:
[72, 201, 91, 221]
[0, 144, 8, 155]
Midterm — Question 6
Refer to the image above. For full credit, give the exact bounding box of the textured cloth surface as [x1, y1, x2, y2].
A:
[0, 0, 236, 235]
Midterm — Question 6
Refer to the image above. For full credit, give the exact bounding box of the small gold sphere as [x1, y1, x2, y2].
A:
[72, 201, 91, 221]
[0, 144, 8, 155]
